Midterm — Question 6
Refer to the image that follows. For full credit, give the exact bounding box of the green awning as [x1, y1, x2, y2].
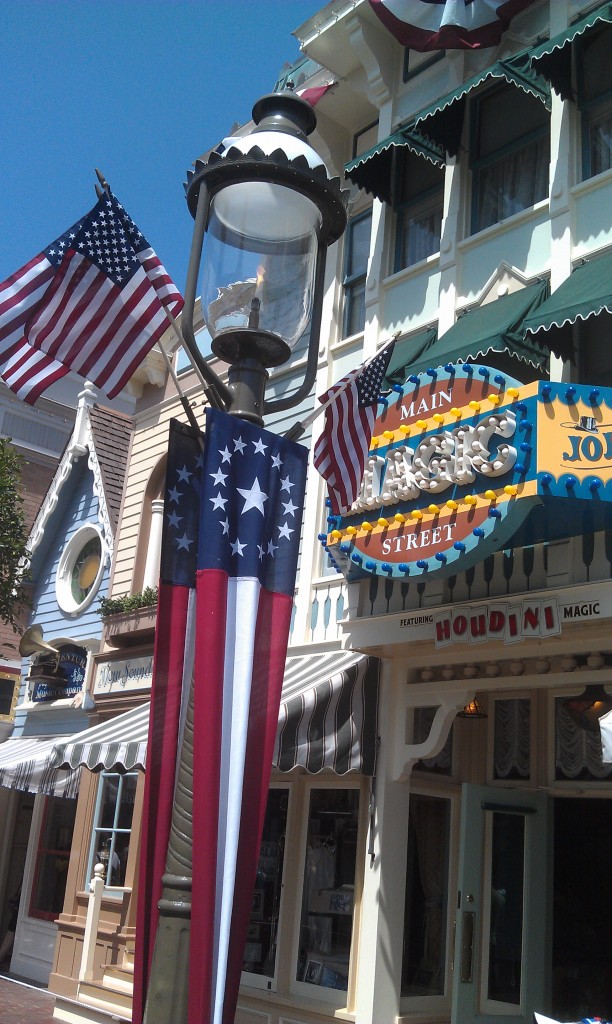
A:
[345, 128, 445, 203]
[414, 50, 550, 156]
[383, 326, 437, 386]
[398, 281, 566, 380]
[530, 3, 612, 101]
[524, 250, 612, 336]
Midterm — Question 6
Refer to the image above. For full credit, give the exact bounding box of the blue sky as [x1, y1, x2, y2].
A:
[1, 1, 321, 292]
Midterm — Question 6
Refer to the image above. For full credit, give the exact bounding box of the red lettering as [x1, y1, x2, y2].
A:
[470, 613, 487, 638]
[507, 612, 518, 637]
[544, 604, 555, 629]
[436, 619, 451, 642]
[523, 606, 539, 630]
[453, 614, 468, 636]
[488, 610, 505, 634]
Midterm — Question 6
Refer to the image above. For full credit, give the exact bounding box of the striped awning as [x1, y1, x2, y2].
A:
[0, 733, 80, 798]
[5, 653, 379, 788]
[51, 702, 150, 772]
[274, 652, 379, 776]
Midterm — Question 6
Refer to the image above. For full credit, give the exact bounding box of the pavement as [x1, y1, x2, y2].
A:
[0, 972, 57, 1024]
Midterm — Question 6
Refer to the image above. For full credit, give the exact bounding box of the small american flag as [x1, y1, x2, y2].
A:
[313, 342, 394, 515]
[0, 190, 183, 404]
[368, 0, 535, 51]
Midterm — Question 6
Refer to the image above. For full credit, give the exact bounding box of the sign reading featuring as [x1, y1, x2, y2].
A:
[324, 365, 612, 580]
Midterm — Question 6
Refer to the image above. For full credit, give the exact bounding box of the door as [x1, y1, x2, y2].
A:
[452, 785, 549, 1024]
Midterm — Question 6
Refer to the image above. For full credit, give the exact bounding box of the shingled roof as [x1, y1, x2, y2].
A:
[89, 405, 134, 533]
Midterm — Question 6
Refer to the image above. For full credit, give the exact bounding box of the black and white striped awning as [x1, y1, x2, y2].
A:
[51, 652, 379, 776]
[51, 702, 150, 772]
[0, 733, 80, 798]
[0, 653, 379, 792]
[274, 652, 379, 776]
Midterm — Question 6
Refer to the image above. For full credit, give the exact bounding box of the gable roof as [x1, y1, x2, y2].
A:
[28, 387, 134, 559]
[88, 405, 133, 533]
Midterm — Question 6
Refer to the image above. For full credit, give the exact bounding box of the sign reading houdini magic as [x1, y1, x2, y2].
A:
[324, 365, 612, 580]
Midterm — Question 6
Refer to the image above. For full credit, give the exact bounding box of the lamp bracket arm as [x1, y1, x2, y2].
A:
[182, 181, 232, 411]
[263, 241, 327, 419]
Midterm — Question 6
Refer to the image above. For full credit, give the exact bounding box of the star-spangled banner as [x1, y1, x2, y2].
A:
[0, 189, 183, 404]
[369, 0, 536, 51]
[133, 412, 307, 1024]
[313, 341, 395, 515]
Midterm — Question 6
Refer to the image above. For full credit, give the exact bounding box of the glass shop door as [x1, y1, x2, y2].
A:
[451, 785, 549, 1024]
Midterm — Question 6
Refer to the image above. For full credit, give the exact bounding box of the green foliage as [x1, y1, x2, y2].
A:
[99, 586, 158, 618]
[0, 439, 30, 629]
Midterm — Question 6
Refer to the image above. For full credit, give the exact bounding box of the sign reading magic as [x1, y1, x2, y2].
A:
[324, 365, 612, 580]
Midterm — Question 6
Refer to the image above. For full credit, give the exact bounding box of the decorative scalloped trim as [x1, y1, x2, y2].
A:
[27, 410, 113, 565]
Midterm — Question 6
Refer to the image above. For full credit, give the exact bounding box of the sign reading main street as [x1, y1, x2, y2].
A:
[323, 364, 612, 580]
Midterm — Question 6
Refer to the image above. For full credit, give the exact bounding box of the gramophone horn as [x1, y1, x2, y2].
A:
[19, 624, 59, 658]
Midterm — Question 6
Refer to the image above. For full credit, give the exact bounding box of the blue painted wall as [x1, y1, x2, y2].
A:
[14, 457, 110, 737]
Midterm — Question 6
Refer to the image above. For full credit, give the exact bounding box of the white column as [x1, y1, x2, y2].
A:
[354, 660, 409, 1024]
[142, 498, 164, 591]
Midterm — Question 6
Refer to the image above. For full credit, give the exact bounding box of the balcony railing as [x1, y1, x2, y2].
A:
[302, 529, 612, 645]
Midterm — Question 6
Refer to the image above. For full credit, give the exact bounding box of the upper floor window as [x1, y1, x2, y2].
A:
[578, 24, 612, 179]
[470, 83, 549, 234]
[342, 211, 372, 338]
[394, 151, 444, 272]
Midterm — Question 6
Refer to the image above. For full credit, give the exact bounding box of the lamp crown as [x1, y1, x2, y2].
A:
[251, 90, 317, 141]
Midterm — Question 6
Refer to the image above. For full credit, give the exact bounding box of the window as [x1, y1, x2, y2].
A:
[30, 797, 77, 920]
[87, 772, 138, 888]
[241, 787, 289, 985]
[555, 694, 612, 782]
[0, 671, 19, 721]
[56, 525, 105, 615]
[342, 211, 372, 338]
[402, 794, 451, 999]
[493, 698, 531, 780]
[352, 121, 378, 161]
[394, 150, 444, 271]
[578, 24, 612, 179]
[297, 787, 360, 993]
[471, 83, 549, 233]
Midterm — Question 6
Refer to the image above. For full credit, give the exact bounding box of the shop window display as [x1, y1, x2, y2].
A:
[86, 772, 138, 888]
[241, 788, 289, 980]
[297, 788, 360, 991]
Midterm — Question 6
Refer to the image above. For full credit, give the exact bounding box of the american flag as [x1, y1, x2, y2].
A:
[369, 0, 535, 51]
[0, 190, 183, 404]
[134, 412, 307, 1024]
[313, 342, 394, 515]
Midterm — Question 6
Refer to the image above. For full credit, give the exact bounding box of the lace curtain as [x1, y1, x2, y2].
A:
[477, 134, 549, 232]
[493, 699, 531, 780]
[555, 698, 612, 780]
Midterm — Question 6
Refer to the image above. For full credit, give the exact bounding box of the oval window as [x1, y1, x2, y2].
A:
[56, 527, 105, 615]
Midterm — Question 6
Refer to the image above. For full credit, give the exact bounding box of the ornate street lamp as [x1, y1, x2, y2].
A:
[181, 89, 347, 424]
[142, 91, 347, 1023]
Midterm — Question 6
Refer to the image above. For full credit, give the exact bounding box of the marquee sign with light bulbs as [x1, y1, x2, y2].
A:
[321, 364, 612, 581]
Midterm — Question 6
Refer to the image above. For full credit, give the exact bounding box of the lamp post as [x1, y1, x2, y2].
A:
[142, 91, 346, 1023]
[180, 89, 347, 425]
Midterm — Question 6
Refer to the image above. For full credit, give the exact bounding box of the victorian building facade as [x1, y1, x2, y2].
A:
[16, 2, 612, 1023]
